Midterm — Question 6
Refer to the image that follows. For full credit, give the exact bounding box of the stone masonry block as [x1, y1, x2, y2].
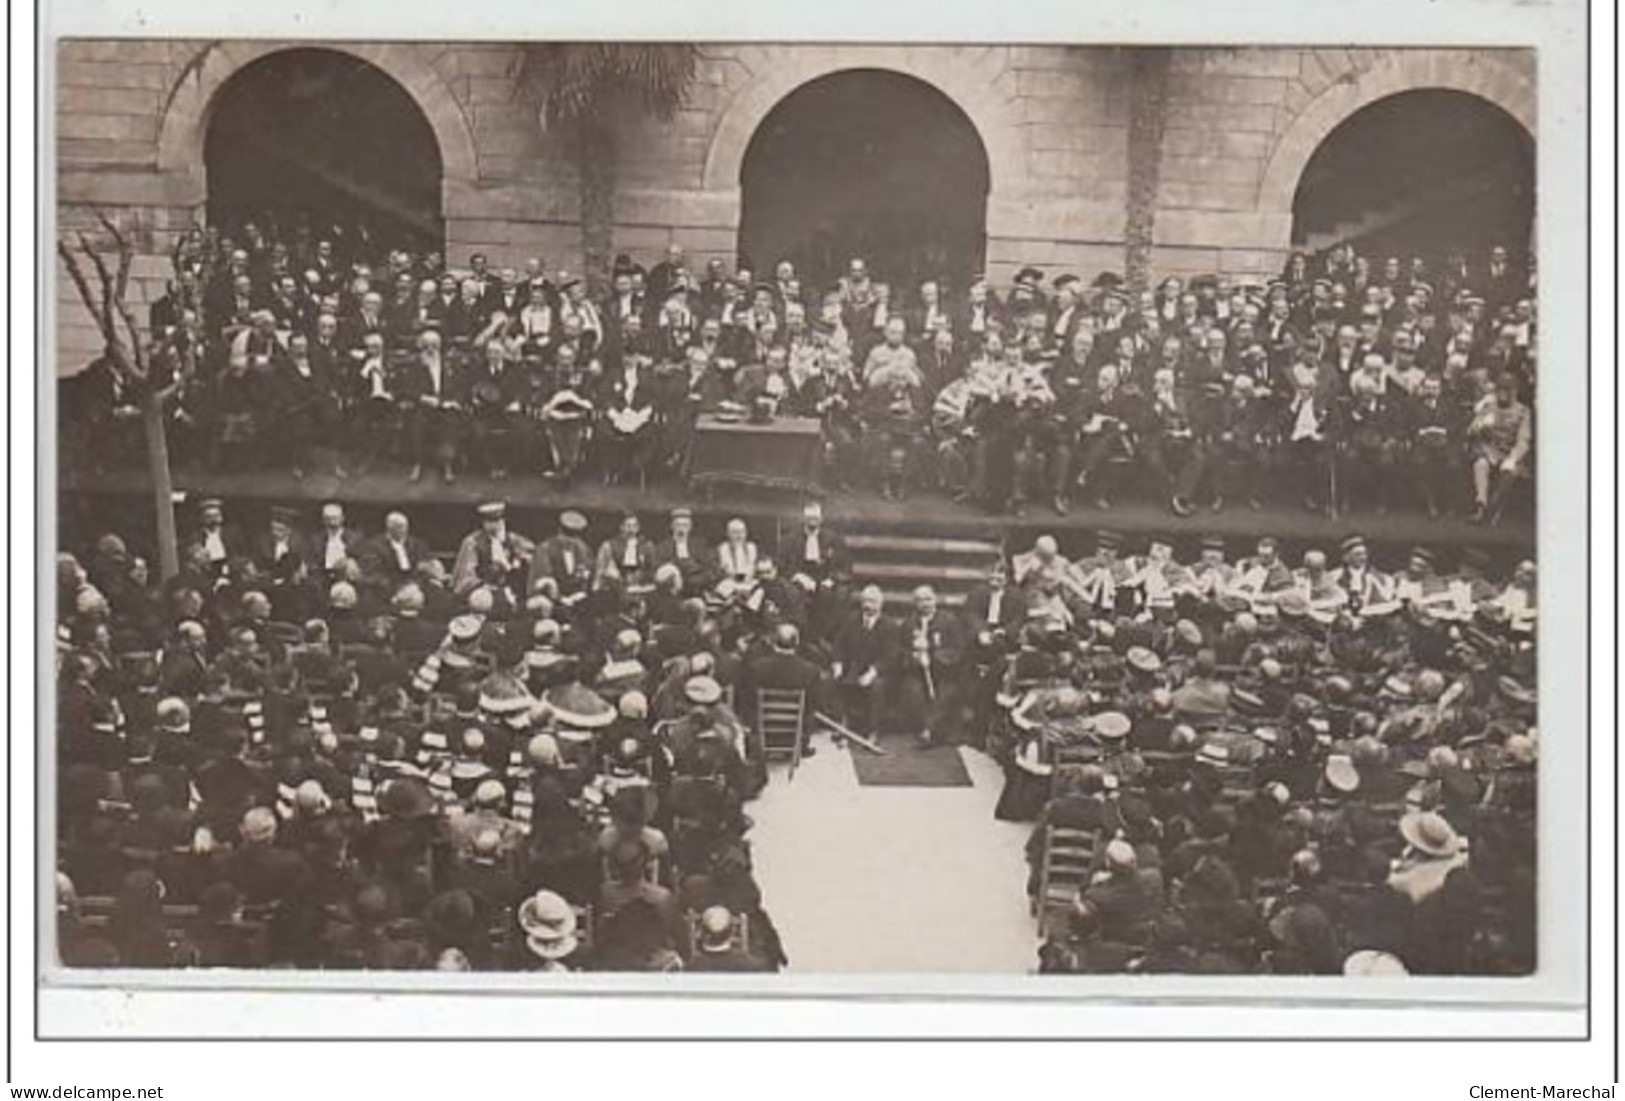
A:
[1158, 180, 1258, 212]
[1150, 245, 1223, 274]
[56, 139, 159, 168]
[1158, 155, 1263, 188]
[61, 40, 173, 64]
[1162, 102, 1277, 133]
[57, 84, 162, 117]
[58, 113, 159, 143]
[1162, 128, 1273, 161]
[1014, 68, 1091, 99]
[1220, 248, 1287, 275]
[57, 60, 172, 91]
[1171, 48, 1303, 80]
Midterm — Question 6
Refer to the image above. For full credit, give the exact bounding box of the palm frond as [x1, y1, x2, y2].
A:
[514, 42, 697, 126]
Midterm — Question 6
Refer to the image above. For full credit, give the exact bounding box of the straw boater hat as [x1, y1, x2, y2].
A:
[516, 890, 579, 960]
[448, 615, 482, 643]
[1343, 949, 1409, 977]
[1398, 811, 1465, 858]
[1322, 754, 1361, 794]
[1125, 646, 1162, 674]
[684, 675, 723, 706]
[1091, 711, 1132, 742]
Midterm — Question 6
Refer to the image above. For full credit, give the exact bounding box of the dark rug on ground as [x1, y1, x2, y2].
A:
[849, 737, 973, 788]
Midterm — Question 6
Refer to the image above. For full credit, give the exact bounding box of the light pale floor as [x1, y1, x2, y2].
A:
[748, 732, 1038, 973]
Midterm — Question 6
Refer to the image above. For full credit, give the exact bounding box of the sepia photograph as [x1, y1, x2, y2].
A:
[48, 34, 1554, 989]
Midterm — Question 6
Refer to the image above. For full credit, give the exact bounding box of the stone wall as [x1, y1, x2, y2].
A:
[53, 39, 1535, 375]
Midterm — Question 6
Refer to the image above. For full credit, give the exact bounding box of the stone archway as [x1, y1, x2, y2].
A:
[1255, 50, 1535, 225]
[736, 68, 992, 291]
[156, 40, 478, 220]
[698, 46, 1024, 268]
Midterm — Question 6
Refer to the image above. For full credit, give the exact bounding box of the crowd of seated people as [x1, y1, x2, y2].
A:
[65, 214, 1534, 524]
[55, 478, 1537, 974]
[54, 495, 833, 973]
[983, 527, 1537, 976]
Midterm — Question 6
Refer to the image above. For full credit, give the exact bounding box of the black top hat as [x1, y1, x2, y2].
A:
[269, 505, 298, 525]
[1052, 273, 1081, 291]
[1201, 534, 1226, 553]
[1013, 267, 1044, 285]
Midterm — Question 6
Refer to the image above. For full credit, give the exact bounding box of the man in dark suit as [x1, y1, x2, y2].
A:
[651, 508, 713, 595]
[786, 500, 848, 645]
[593, 512, 657, 593]
[250, 507, 309, 619]
[596, 350, 657, 486]
[310, 501, 363, 591]
[892, 585, 968, 746]
[1480, 245, 1523, 312]
[388, 583, 446, 661]
[962, 558, 1023, 745]
[952, 275, 1002, 351]
[468, 339, 531, 481]
[526, 510, 595, 616]
[739, 622, 825, 757]
[184, 497, 244, 583]
[358, 511, 432, 599]
[601, 269, 646, 335]
[398, 328, 467, 484]
[830, 585, 895, 740]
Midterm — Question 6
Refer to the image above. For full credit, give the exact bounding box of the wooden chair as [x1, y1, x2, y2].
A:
[1035, 826, 1101, 938]
[755, 687, 809, 779]
[76, 895, 116, 931]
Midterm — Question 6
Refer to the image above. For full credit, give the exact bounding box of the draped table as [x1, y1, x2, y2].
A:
[688, 415, 823, 498]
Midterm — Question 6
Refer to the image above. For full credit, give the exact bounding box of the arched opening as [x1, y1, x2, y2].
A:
[1290, 89, 1534, 260]
[203, 47, 444, 252]
[738, 69, 990, 293]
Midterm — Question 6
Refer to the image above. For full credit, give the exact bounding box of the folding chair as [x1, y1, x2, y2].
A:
[755, 687, 809, 779]
[1036, 826, 1101, 938]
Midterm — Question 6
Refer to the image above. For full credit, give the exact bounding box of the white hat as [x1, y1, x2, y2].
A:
[516, 891, 579, 960]
[684, 675, 723, 705]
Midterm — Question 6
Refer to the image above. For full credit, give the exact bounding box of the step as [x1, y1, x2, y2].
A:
[845, 533, 1005, 558]
[851, 561, 994, 584]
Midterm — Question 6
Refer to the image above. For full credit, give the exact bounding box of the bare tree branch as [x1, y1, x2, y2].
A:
[76, 230, 116, 326]
[56, 240, 116, 346]
[96, 209, 133, 307]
